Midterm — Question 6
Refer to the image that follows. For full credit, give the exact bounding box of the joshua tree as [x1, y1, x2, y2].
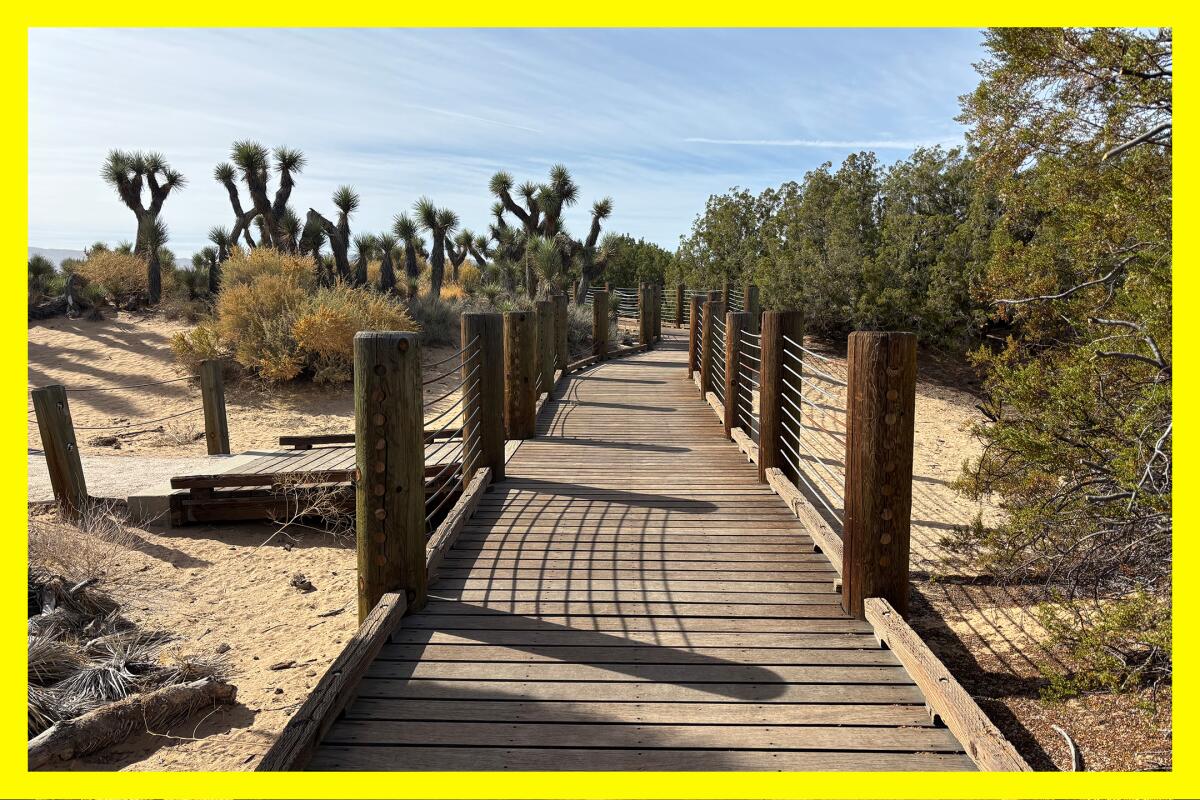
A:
[487, 164, 612, 299]
[376, 233, 399, 293]
[214, 142, 305, 251]
[101, 150, 185, 303]
[446, 230, 476, 281]
[206, 227, 232, 295]
[299, 217, 328, 282]
[573, 198, 615, 302]
[414, 198, 458, 298]
[352, 234, 376, 287]
[141, 219, 170, 304]
[391, 214, 422, 281]
[306, 185, 359, 282]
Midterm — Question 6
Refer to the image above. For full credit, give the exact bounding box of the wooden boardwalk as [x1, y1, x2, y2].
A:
[308, 329, 975, 771]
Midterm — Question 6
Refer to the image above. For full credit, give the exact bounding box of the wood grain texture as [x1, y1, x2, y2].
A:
[592, 289, 609, 360]
[503, 311, 536, 440]
[842, 331, 917, 618]
[724, 311, 750, 438]
[460, 313, 505, 481]
[353, 332, 426, 622]
[865, 597, 1031, 771]
[30, 384, 88, 516]
[199, 359, 230, 455]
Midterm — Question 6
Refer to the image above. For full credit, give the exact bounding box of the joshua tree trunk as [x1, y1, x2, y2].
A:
[146, 248, 162, 305]
[403, 242, 419, 281]
[429, 234, 446, 299]
[379, 250, 397, 294]
[306, 209, 351, 282]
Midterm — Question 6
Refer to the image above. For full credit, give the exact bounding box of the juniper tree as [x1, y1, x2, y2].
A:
[100, 150, 185, 304]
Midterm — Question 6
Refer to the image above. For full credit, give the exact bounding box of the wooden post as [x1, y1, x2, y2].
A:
[675, 284, 685, 328]
[699, 299, 725, 399]
[842, 331, 917, 619]
[199, 359, 230, 455]
[724, 312, 750, 439]
[535, 299, 555, 396]
[503, 311, 537, 439]
[686, 295, 703, 379]
[745, 284, 761, 334]
[722, 279, 731, 308]
[353, 331, 426, 622]
[31, 385, 88, 517]
[592, 289, 609, 360]
[554, 293, 568, 376]
[460, 313, 505, 482]
[653, 284, 662, 341]
[757, 310, 805, 484]
[638, 283, 652, 347]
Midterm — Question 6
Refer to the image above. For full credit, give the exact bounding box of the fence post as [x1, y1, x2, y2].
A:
[699, 298, 725, 400]
[722, 279, 731, 308]
[653, 284, 663, 341]
[842, 331, 917, 619]
[461, 313, 505, 482]
[687, 295, 703, 379]
[353, 331, 426, 622]
[592, 289, 609, 361]
[757, 310, 804, 484]
[675, 284, 685, 327]
[503, 311, 537, 439]
[638, 283, 652, 348]
[724, 312, 750, 439]
[31, 385, 88, 517]
[199, 359, 230, 455]
[554, 293, 568, 376]
[745, 284, 761, 333]
[535, 299, 555, 396]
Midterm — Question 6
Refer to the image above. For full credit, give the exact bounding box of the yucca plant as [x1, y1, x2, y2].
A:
[306, 185, 358, 282]
[414, 198, 459, 299]
[392, 214, 422, 282]
[215, 142, 305, 251]
[100, 150, 185, 305]
[352, 234, 376, 287]
[207, 226, 232, 294]
[376, 233, 399, 294]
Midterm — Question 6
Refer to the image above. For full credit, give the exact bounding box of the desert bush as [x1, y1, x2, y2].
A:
[28, 255, 56, 303]
[75, 250, 148, 303]
[293, 284, 418, 383]
[169, 323, 228, 375]
[439, 282, 467, 301]
[458, 263, 482, 293]
[219, 246, 316, 291]
[407, 294, 464, 346]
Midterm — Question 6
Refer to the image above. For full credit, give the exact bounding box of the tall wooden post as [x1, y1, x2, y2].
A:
[199, 359, 230, 455]
[699, 299, 725, 399]
[842, 332, 917, 619]
[535, 299, 555, 396]
[354, 331, 426, 622]
[592, 289, 610, 361]
[757, 310, 805, 484]
[653, 284, 662, 341]
[675, 284, 685, 327]
[554, 293, 569, 376]
[31, 385, 88, 517]
[724, 312, 750, 439]
[504, 311, 537, 439]
[687, 295, 703, 379]
[638, 283, 652, 347]
[745, 284, 761, 334]
[461, 313, 505, 482]
[722, 279, 731, 308]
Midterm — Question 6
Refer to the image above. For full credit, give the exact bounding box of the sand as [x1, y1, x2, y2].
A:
[27, 313, 1169, 771]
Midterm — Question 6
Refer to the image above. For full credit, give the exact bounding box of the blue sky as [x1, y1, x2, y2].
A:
[28, 28, 985, 257]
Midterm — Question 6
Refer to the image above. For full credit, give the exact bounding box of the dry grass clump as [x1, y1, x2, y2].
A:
[218, 246, 316, 291]
[27, 507, 226, 738]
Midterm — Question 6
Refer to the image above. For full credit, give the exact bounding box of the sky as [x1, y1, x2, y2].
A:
[28, 28, 985, 258]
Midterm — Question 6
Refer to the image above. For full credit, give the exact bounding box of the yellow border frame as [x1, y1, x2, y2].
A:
[5, 11, 1187, 799]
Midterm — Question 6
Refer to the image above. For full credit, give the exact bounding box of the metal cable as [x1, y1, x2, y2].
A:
[74, 406, 203, 430]
[425, 336, 480, 370]
[64, 375, 198, 393]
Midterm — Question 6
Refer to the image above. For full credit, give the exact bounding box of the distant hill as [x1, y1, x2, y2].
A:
[28, 247, 86, 267]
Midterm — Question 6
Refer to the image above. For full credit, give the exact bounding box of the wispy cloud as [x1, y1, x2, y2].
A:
[684, 137, 961, 149]
[28, 28, 983, 254]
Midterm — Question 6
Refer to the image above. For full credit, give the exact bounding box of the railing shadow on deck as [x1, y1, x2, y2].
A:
[530, 436, 692, 455]
[392, 600, 791, 701]
[478, 478, 719, 511]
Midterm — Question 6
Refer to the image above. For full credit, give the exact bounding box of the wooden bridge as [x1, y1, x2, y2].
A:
[251, 288, 1027, 773]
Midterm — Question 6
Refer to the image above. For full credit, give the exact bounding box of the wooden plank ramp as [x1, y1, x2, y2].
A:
[308, 329, 976, 771]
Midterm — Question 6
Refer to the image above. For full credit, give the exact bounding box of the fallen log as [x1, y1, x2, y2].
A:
[28, 677, 237, 770]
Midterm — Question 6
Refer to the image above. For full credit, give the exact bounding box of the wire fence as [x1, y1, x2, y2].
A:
[779, 334, 848, 527]
[708, 315, 727, 406]
[736, 329, 761, 444]
[423, 336, 482, 533]
[29, 373, 207, 438]
[727, 288, 744, 313]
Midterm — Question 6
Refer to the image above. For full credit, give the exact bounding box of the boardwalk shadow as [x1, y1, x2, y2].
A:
[394, 600, 788, 700]
[571, 400, 676, 413]
[532, 436, 690, 454]
[485, 478, 718, 511]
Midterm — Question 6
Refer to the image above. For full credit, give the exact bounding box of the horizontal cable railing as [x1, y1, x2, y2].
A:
[423, 338, 481, 534]
[709, 315, 727, 407]
[736, 329, 761, 444]
[780, 335, 847, 527]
